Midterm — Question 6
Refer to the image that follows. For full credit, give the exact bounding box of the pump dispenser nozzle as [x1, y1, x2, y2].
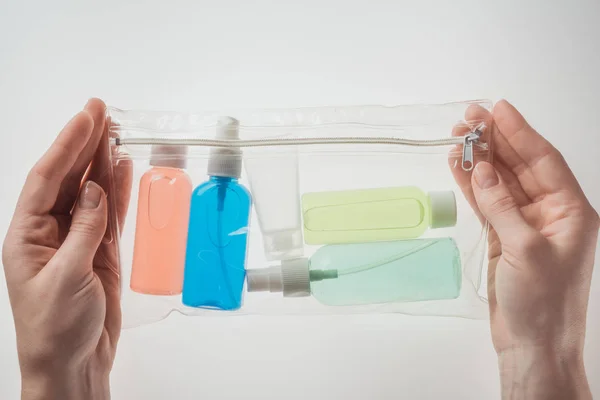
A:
[207, 117, 242, 178]
[246, 258, 339, 297]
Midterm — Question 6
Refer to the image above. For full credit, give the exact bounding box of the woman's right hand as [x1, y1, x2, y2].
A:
[2, 99, 132, 400]
[453, 100, 598, 400]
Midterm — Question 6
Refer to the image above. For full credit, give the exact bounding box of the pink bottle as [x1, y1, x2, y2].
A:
[130, 145, 192, 295]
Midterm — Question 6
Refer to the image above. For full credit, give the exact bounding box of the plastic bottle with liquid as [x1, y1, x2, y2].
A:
[301, 187, 457, 244]
[130, 145, 192, 295]
[246, 238, 461, 306]
[182, 117, 251, 310]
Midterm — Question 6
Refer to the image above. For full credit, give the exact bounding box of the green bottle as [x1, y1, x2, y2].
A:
[301, 187, 457, 245]
[246, 238, 462, 306]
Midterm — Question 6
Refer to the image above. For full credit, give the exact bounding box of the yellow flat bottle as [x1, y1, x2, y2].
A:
[301, 187, 456, 244]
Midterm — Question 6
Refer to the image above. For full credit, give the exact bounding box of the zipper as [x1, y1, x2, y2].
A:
[461, 129, 483, 171]
[113, 128, 485, 171]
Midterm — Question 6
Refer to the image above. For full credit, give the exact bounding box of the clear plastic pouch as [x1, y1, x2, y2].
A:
[106, 101, 493, 328]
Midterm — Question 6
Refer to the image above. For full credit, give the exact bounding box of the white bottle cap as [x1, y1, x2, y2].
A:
[246, 258, 311, 297]
[428, 191, 457, 229]
[246, 266, 283, 293]
[207, 116, 242, 178]
[150, 145, 188, 169]
[263, 230, 305, 261]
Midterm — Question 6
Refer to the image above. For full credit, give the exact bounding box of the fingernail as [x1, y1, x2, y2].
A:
[474, 162, 499, 189]
[79, 181, 102, 209]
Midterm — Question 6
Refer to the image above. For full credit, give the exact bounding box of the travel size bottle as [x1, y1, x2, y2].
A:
[182, 117, 251, 310]
[130, 145, 192, 295]
[301, 187, 457, 244]
[246, 238, 461, 306]
[245, 150, 303, 261]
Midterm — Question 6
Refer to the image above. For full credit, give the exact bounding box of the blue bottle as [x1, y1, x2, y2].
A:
[182, 117, 251, 310]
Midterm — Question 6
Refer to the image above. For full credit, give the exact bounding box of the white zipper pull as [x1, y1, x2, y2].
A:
[461, 128, 482, 171]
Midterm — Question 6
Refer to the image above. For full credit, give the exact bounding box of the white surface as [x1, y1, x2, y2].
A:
[1, 1, 599, 399]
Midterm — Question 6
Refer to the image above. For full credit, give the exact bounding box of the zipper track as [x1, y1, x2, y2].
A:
[114, 128, 485, 171]
[114, 135, 480, 148]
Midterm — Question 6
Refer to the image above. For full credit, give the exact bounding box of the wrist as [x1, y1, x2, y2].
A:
[21, 364, 110, 400]
[498, 344, 591, 400]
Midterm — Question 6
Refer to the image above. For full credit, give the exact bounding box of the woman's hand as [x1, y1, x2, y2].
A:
[2, 99, 132, 400]
[453, 100, 598, 399]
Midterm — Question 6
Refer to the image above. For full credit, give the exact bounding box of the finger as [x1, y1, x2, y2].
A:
[52, 98, 107, 215]
[87, 117, 133, 246]
[493, 162, 532, 207]
[486, 249, 500, 321]
[17, 111, 94, 215]
[87, 118, 131, 347]
[460, 105, 531, 205]
[451, 107, 533, 236]
[489, 108, 543, 201]
[492, 100, 584, 198]
[52, 181, 107, 279]
[471, 162, 538, 242]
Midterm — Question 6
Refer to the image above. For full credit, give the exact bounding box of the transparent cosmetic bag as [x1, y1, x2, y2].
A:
[105, 101, 493, 328]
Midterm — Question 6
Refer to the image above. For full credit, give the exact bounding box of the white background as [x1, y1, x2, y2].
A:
[1, 1, 599, 399]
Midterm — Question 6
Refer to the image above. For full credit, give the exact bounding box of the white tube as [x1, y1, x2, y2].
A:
[245, 150, 304, 261]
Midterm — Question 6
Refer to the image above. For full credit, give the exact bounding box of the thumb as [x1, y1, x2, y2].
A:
[471, 162, 535, 241]
[56, 181, 108, 269]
